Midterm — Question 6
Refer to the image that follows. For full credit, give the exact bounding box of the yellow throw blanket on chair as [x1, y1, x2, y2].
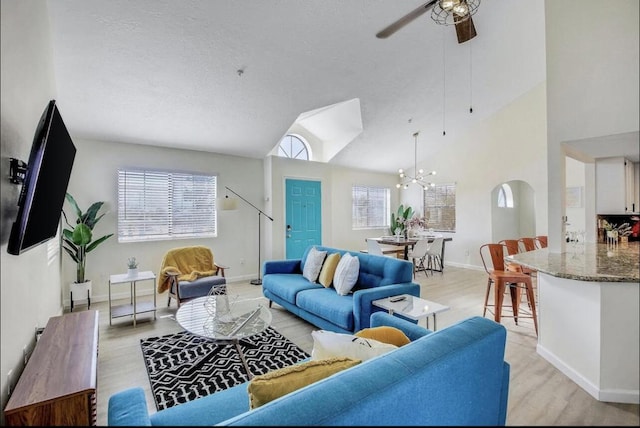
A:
[157, 246, 218, 294]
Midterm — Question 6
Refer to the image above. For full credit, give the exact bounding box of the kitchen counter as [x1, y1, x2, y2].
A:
[507, 242, 639, 282]
[507, 241, 639, 404]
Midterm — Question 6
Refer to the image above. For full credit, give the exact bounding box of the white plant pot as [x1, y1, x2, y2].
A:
[70, 280, 92, 311]
[127, 268, 139, 277]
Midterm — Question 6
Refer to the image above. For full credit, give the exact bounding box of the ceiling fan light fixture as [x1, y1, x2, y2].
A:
[440, 0, 458, 12]
[432, 0, 480, 26]
[453, 3, 469, 17]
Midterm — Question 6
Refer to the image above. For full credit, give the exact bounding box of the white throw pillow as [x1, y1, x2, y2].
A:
[333, 252, 359, 295]
[311, 330, 398, 361]
[303, 246, 327, 283]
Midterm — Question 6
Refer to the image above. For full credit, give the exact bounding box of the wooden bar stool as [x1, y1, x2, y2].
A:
[518, 237, 537, 252]
[480, 243, 538, 336]
[535, 235, 548, 248]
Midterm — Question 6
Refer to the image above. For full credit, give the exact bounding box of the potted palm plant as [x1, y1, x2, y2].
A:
[62, 193, 113, 308]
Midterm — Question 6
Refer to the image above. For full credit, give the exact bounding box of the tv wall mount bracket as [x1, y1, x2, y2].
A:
[9, 158, 27, 184]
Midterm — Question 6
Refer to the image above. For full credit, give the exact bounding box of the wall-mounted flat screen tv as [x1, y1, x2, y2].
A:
[7, 100, 76, 255]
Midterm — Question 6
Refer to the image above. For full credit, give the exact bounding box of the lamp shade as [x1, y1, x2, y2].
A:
[221, 196, 238, 211]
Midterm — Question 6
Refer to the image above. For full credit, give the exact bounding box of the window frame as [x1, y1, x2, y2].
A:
[497, 183, 514, 208]
[277, 134, 311, 161]
[423, 183, 456, 232]
[352, 185, 391, 230]
[117, 168, 218, 243]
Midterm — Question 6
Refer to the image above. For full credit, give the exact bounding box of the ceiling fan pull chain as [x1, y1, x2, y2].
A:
[469, 40, 474, 114]
[442, 26, 446, 137]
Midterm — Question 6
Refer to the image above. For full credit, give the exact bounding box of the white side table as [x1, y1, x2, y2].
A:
[372, 294, 450, 331]
[108, 270, 157, 327]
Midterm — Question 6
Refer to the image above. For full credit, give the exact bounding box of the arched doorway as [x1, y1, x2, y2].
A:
[491, 180, 536, 242]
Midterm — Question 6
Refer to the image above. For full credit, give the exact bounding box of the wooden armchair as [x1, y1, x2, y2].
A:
[157, 246, 228, 307]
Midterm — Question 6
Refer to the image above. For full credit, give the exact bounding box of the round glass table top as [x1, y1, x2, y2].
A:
[175, 295, 272, 340]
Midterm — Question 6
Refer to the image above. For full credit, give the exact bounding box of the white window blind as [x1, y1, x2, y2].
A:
[352, 185, 390, 229]
[117, 169, 217, 242]
[423, 183, 456, 232]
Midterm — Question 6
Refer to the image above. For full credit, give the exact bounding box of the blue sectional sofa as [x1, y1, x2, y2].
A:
[262, 245, 420, 333]
[108, 313, 510, 426]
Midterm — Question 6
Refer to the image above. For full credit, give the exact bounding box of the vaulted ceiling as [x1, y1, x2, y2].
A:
[47, 0, 547, 173]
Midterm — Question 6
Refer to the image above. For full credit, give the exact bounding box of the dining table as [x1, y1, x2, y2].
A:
[372, 235, 453, 272]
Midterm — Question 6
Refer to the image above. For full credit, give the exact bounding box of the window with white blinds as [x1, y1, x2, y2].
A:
[352, 185, 390, 229]
[423, 183, 456, 232]
[117, 169, 217, 242]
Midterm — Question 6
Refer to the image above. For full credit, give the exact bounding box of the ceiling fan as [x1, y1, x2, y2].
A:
[376, 0, 479, 44]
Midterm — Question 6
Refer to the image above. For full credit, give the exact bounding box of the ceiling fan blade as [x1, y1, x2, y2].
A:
[455, 15, 477, 44]
[376, 0, 438, 39]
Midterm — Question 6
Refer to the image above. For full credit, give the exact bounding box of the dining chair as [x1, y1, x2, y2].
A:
[407, 238, 431, 278]
[366, 239, 396, 258]
[425, 237, 444, 274]
[479, 243, 538, 336]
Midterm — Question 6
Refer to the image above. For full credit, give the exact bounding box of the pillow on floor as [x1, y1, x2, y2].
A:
[355, 326, 411, 347]
[333, 252, 359, 295]
[318, 252, 341, 288]
[303, 246, 327, 283]
[311, 329, 397, 361]
[247, 357, 361, 409]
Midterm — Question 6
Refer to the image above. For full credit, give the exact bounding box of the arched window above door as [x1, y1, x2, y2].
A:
[278, 134, 310, 160]
[498, 183, 514, 208]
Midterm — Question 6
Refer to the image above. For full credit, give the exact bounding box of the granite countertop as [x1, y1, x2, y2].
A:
[507, 242, 640, 283]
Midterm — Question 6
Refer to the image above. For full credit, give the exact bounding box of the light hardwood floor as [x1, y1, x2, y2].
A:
[89, 266, 639, 426]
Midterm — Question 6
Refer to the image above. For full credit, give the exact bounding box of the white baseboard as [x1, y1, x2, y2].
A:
[537, 343, 640, 404]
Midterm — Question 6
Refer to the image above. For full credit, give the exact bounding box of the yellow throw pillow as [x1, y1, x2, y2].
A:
[248, 357, 361, 409]
[355, 326, 411, 347]
[318, 253, 341, 287]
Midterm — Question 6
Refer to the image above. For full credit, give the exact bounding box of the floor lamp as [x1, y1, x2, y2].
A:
[222, 186, 274, 286]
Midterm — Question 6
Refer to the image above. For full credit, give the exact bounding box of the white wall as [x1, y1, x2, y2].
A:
[400, 82, 548, 268]
[265, 155, 400, 261]
[62, 138, 264, 305]
[491, 180, 537, 243]
[0, 0, 60, 420]
[545, 0, 640, 252]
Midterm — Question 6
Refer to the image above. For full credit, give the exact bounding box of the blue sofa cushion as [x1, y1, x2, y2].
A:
[296, 288, 354, 331]
[262, 274, 323, 304]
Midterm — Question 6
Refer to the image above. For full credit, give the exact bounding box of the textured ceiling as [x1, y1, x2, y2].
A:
[47, 0, 547, 173]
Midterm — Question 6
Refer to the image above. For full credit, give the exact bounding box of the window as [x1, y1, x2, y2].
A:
[497, 183, 514, 208]
[423, 183, 456, 232]
[352, 185, 390, 229]
[278, 134, 310, 160]
[117, 169, 217, 242]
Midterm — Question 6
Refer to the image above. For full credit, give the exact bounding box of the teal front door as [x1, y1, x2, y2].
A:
[285, 179, 322, 259]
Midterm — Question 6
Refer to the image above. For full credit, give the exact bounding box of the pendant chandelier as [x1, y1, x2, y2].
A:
[396, 132, 436, 190]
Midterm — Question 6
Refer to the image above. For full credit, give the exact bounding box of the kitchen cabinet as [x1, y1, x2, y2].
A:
[596, 157, 639, 213]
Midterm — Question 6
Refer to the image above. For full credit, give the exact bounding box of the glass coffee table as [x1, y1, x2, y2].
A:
[175, 294, 272, 378]
[372, 294, 450, 331]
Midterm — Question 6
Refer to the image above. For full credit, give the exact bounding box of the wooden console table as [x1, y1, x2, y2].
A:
[4, 310, 99, 426]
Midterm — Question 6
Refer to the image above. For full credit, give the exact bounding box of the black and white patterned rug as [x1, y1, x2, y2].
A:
[140, 327, 309, 411]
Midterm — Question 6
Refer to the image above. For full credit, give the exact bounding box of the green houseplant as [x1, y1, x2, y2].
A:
[62, 193, 113, 284]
